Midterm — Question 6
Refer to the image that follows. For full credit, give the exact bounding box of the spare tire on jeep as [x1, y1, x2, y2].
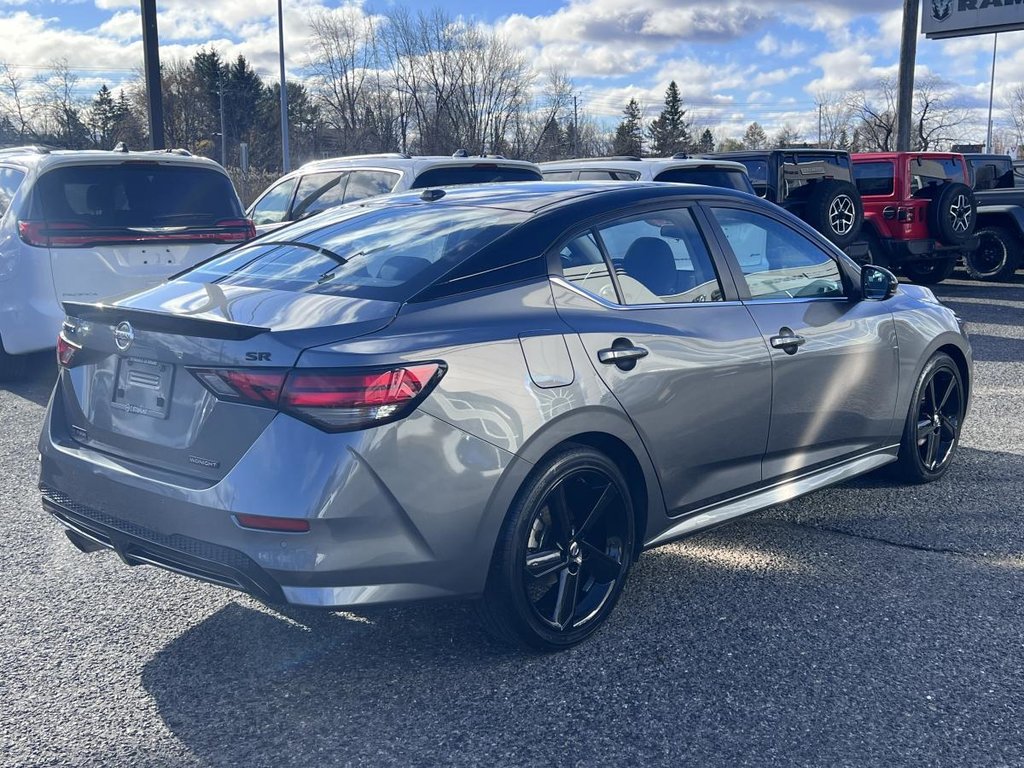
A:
[804, 179, 863, 247]
[914, 182, 976, 245]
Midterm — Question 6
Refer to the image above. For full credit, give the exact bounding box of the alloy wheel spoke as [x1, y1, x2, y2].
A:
[927, 377, 937, 413]
[552, 568, 580, 630]
[916, 418, 933, 442]
[937, 377, 957, 411]
[580, 540, 621, 583]
[577, 483, 613, 539]
[548, 481, 574, 546]
[526, 549, 565, 580]
[940, 415, 958, 439]
[925, 431, 939, 469]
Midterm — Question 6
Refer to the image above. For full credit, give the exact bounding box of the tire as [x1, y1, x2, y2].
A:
[477, 446, 636, 651]
[0, 336, 27, 382]
[860, 229, 887, 267]
[914, 182, 976, 245]
[804, 180, 863, 248]
[890, 352, 965, 484]
[964, 225, 1022, 282]
[901, 258, 956, 285]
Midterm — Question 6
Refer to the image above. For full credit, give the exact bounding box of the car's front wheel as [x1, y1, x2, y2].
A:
[890, 352, 965, 484]
[478, 446, 636, 651]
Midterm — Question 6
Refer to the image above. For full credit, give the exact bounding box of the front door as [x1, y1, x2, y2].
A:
[705, 204, 900, 481]
[551, 204, 773, 514]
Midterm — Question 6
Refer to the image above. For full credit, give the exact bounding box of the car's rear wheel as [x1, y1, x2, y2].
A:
[890, 352, 964, 484]
[901, 258, 957, 285]
[964, 226, 1022, 282]
[478, 446, 635, 651]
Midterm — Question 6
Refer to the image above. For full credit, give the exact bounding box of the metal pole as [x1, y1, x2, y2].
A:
[139, 0, 164, 149]
[219, 82, 227, 167]
[986, 33, 998, 151]
[818, 104, 823, 148]
[572, 94, 578, 156]
[277, 0, 291, 172]
[895, 0, 920, 152]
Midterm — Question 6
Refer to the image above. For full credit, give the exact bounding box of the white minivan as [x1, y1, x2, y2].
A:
[0, 146, 253, 378]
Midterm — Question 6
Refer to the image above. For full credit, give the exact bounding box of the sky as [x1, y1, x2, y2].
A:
[0, 0, 1022, 147]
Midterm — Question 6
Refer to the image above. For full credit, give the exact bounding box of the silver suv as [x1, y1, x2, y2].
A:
[247, 153, 543, 235]
[540, 156, 754, 193]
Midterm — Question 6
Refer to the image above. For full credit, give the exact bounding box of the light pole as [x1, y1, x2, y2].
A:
[277, 0, 290, 173]
[986, 33, 999, 151]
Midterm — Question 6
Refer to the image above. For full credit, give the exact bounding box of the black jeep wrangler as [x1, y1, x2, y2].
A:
[962, 153, 1024, 281]
[703, 149, 868, 259]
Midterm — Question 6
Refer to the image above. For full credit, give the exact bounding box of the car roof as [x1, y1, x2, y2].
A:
[539, 157, 748, 174]
[0, 145, 227, 173]
[297, 153, 540, 174]
[357, 180, 754, 214]
[708, 149, 850, 159]
[851, 152, 965, 161]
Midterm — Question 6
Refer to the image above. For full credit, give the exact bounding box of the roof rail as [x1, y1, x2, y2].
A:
[300, 152, 412, 168]
[145, 148, 192, 156]
[452, 149, 469, 158]
[113, 141, 129, 153]
[0, 145, 53, 156]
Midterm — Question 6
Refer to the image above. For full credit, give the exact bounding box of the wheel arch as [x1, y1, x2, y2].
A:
[936, 342, 971, 409]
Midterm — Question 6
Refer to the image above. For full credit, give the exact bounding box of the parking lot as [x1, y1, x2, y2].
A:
[1, 274, 1022, 767]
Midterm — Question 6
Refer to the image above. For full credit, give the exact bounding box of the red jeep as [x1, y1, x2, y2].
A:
[852, 152, 978, 284]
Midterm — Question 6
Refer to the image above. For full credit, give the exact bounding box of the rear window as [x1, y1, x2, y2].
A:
[410, 165, 541, 188]
[654, 167, 754, 193]
[968, 158, 1015, 190]
[737, 160, 769, 196]
[910, 157, 965, 193]
[853, 162, 895, 196]
[182, 204, 527, 302]
[30, 163, 242, 227]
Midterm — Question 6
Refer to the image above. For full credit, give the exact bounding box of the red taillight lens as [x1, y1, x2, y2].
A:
[18, 218, 256, 247]
[235, 513, 310, 533]
[213, 218, 257, 242]
[190, 363, 445, 432]
[19, 220, 90, 247]
[56, 333, 81, 367]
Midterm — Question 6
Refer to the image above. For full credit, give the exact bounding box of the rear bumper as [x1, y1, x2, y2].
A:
[880, 236, 979, 264]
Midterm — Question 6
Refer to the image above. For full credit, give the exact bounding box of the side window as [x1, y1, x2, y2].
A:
[578, 170, 616, 180]
[739, 160, 769, 197]
[541, 170, 577, 180]
[249, 177, 297, 225]
[710, 207, 844, 300]
[0, 166, 26, 216]
[853, 161, 894, 196]
[559, 231, 618, 303]
[344, 170, 399, 202]
[292, 172, 348, 220]
[596, 208, 723, 304]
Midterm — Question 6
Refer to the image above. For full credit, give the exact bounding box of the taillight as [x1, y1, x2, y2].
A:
[190, 363, 445, 432]
[19, 220, 90, 247]
[56, 333, 80, 367]
[18, 218, 256, 247]
[214, 218, 257, 242]
[235, 513, 310, 533]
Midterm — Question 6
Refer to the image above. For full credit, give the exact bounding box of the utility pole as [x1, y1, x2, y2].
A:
[219, 80, 227, 167]
[573, 94, 579, 156]
[139, 0, 164, 149]
[277, 0, 291, 173]
[895, 0, 920, 152]
[986, 33, 999, 151]
[818, 103, 823, 148]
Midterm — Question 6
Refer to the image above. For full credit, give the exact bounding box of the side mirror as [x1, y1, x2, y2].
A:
[861, 264, 898, 301]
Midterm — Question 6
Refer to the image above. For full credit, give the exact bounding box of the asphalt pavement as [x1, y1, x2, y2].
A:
[2, 275, 1023, 767]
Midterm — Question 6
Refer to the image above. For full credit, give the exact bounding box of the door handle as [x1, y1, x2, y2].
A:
[598, 340, 648, 371]
[769, 328, 806, 355]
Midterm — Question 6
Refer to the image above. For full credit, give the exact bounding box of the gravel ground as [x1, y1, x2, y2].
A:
[2, 275, 1023, 767]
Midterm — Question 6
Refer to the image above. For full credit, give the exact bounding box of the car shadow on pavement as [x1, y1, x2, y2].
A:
[2, 352, 57, 407]
[140, 450, 1024, 768]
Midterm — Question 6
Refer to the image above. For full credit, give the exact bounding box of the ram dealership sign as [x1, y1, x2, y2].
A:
[923, 0, 1024, 39]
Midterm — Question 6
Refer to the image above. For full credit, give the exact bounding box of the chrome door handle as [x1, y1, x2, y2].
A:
[598, 346, 649, 364]
[770, 329, 806, 354]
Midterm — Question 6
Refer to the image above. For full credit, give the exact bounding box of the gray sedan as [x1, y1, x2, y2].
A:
[39, 182, 971, 650]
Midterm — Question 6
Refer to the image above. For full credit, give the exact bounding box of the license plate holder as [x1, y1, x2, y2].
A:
[112, 357, 173, 419]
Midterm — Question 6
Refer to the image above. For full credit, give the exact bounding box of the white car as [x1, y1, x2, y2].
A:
[540, 156, 754, 193]
[247, 153, 543, 235]
[0, 146, 252, 378]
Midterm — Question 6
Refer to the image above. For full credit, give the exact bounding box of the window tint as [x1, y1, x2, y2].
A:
[344, 170, 399, 202]
[576, 169, 641, 181]
[0, 166, 25, 215]
[596, 208, 723, 304]
[182, 205, 526, 302]
[30, 164, 242, 226]
[969, 158, 1014, 190]
[710, 207, 844, 300]
[853, 161, 895, 196]
[541, 170, 577, 180]
[738, 159, 769, 197]
[782, 154, 849, 199]
[910, 157, 965, 193]
[292, 172, 347, 220]
[250, 177, 297, 225]
[410, 165, 541, 188]
[559, 231, 618, 302]
[654, 167, 754, 193]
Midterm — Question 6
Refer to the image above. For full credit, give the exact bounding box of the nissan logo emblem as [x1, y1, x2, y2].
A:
[113, 321, 135, 352]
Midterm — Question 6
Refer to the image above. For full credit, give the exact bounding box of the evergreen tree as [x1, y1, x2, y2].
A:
[742, 122, 768, 150]
[612, 99, 643, 157]
[836, 127, 850, 151]
[646, 81, 691, 155]
[696, 128, 715, 153]
[89, 85, 118, 148]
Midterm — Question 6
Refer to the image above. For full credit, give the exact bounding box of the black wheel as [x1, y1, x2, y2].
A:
[890, 353, 965, 484]
[860, 229, 887, 267]
[914, 182, 976, 245]
[0, 336, 27, 382]
[964, 226, 1022, 281]
[478, 446, 636, 651]
[901, 258, 956, 285]
[805, 180, 863, 247]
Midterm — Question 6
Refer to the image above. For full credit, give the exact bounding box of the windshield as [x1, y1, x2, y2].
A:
[181, 204, 527, 302]
[30, 163, 242, 227]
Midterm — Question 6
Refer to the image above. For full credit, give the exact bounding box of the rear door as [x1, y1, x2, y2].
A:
[29, 161, 249, 303]
[705, 203, 900, 480]
[551, 203, 772, 514]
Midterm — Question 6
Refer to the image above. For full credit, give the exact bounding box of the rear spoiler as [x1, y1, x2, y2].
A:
[63, 302, 269, 341]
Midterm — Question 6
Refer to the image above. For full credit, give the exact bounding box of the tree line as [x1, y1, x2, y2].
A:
[0, 5, 1016, 174]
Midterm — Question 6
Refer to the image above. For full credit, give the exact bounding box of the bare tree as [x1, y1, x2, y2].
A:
[852, 75, 969, 152]
[814, 90, 855, 149]
[1008, 84, 1024, 156]
[0, 62, 36, 140]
